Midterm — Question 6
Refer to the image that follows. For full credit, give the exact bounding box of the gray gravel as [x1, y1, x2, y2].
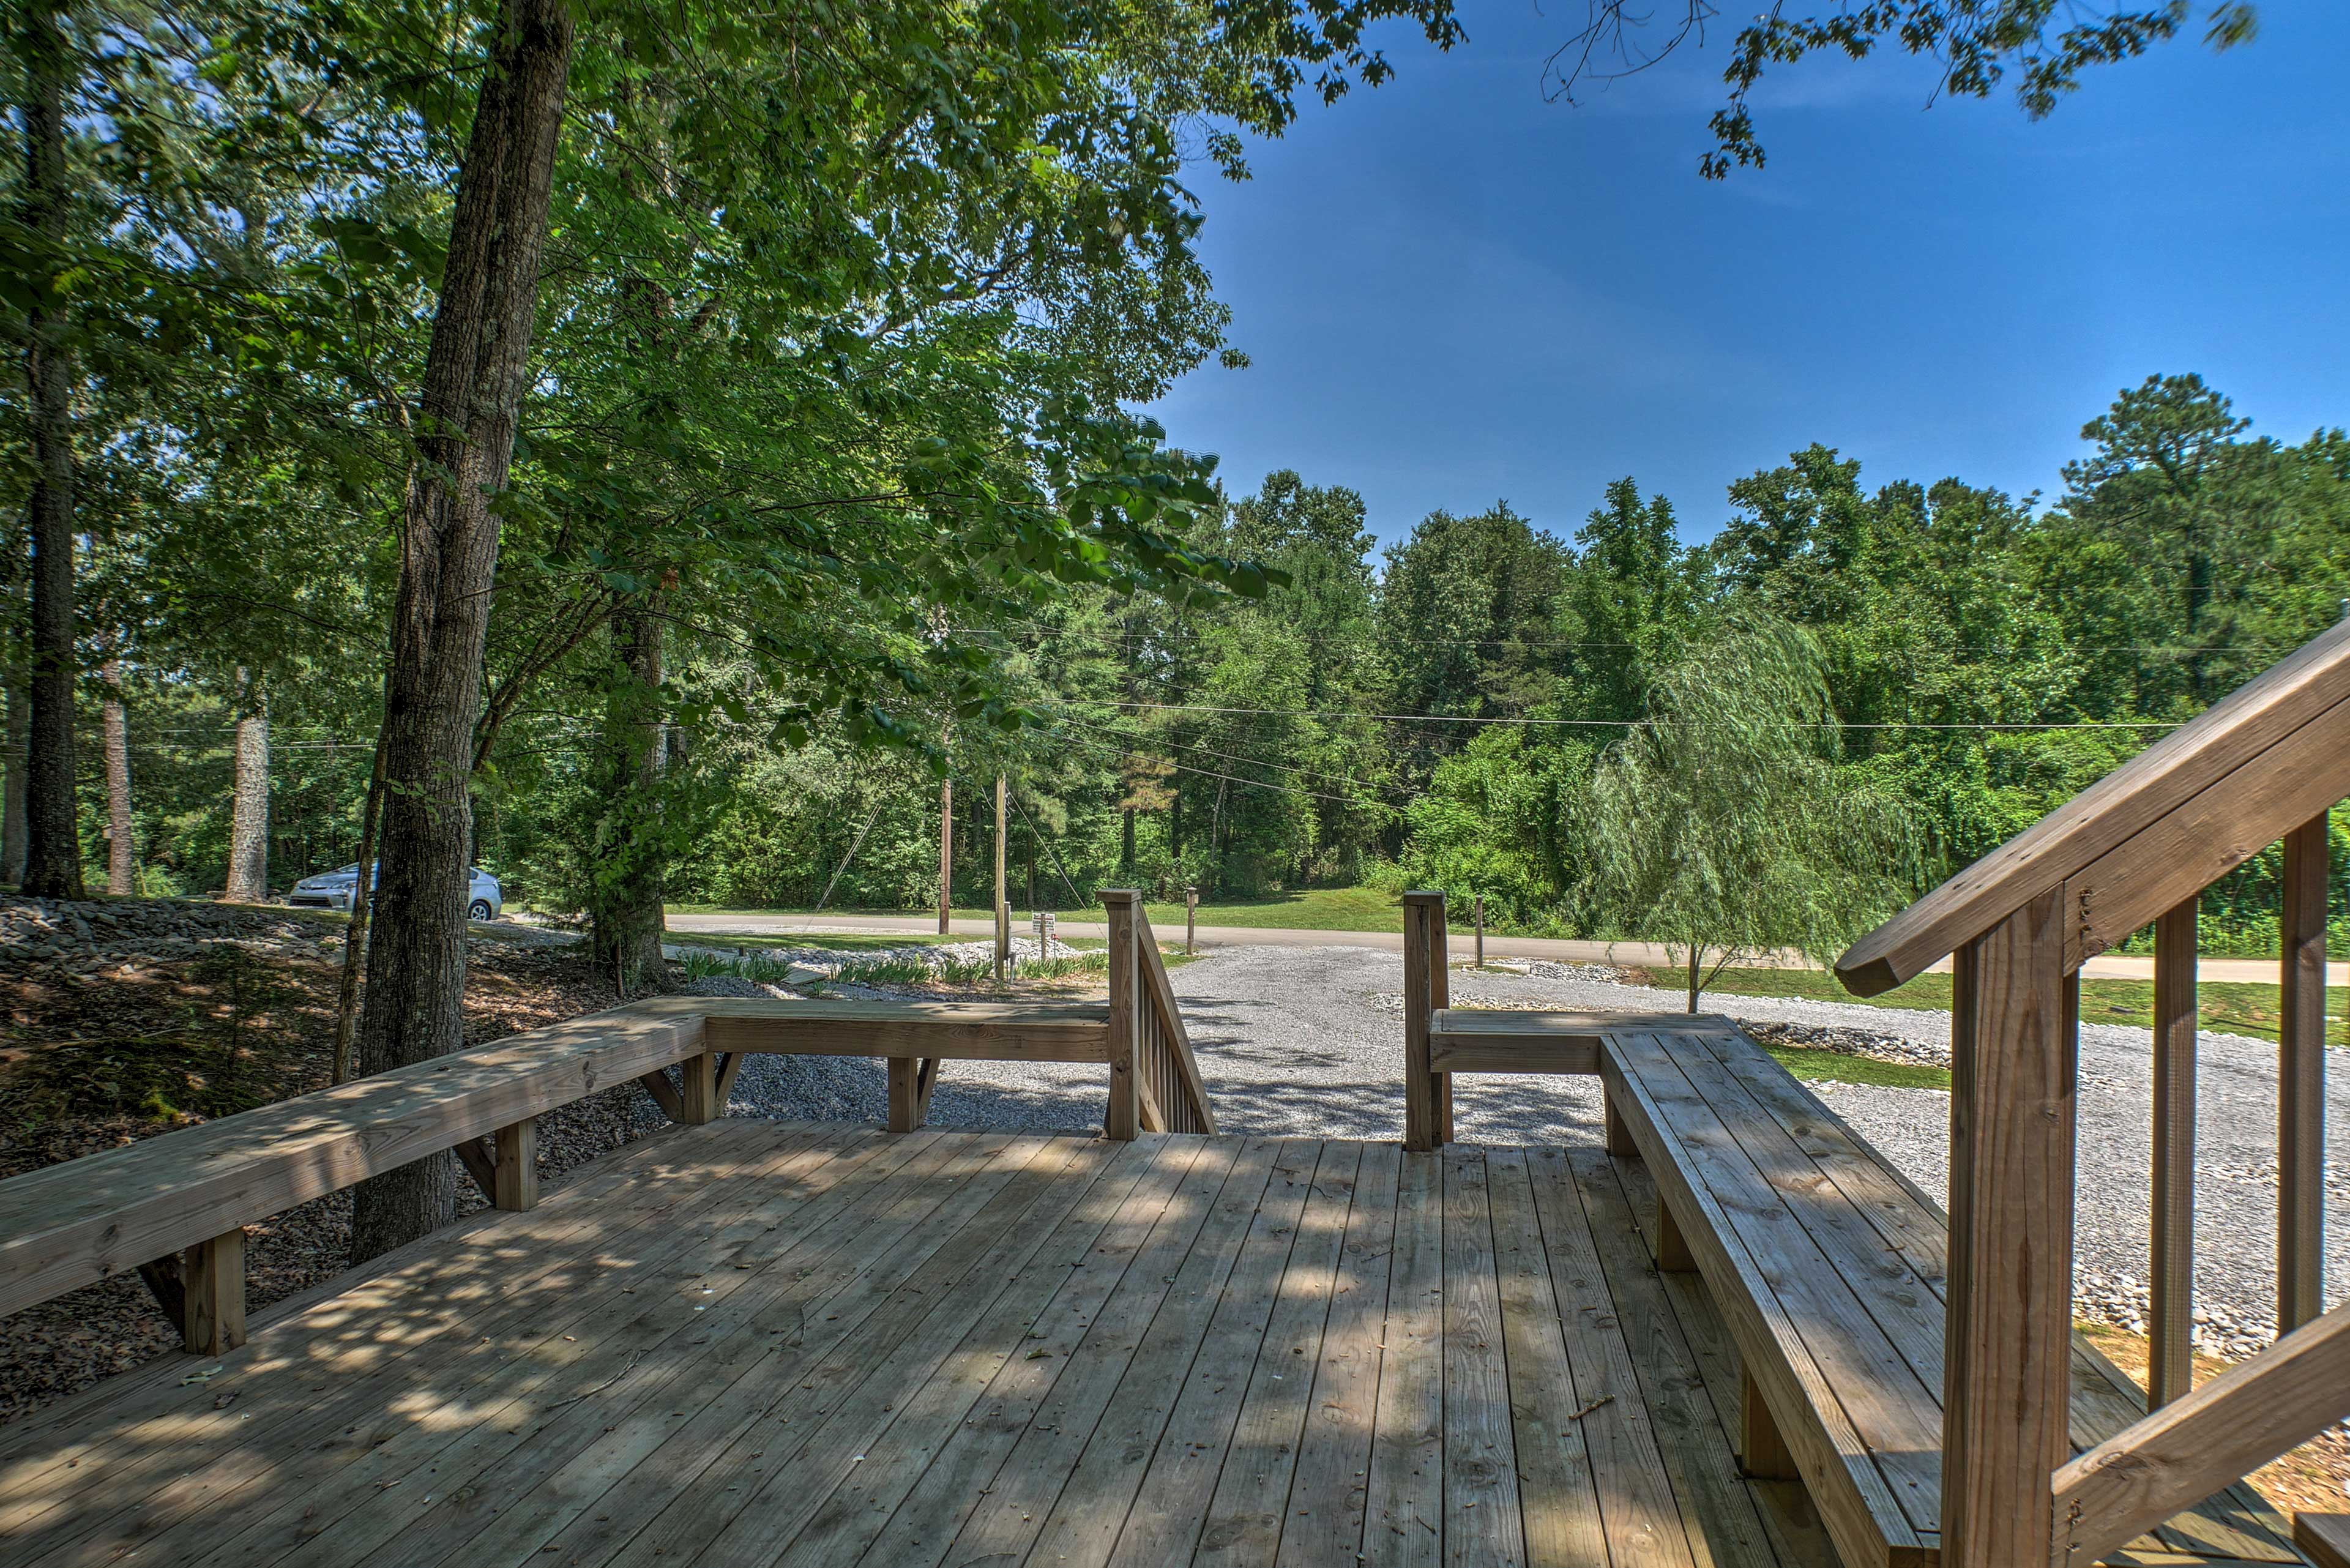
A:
[703, 941, 2350, 1366]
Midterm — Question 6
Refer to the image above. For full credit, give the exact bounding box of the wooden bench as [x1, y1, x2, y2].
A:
[0, 987, 1209, 1362]
[1598, 1022, 2304, 1568]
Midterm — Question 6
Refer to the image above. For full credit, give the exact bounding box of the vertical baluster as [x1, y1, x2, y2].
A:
[2150, 895, 2198, 1408]
[1944, 888, 2074, 1568]
[2280, 812, 2329, 1334]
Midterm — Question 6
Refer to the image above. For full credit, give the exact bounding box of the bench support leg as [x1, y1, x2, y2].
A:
[183, 1227, 246, 1356]
[1740, 1368, 1800, 1480]
[889, 1058, 940, 1132]
[493, 1119, 537, 1211]
[1604, 1087, 1637, 1158]
[677, 1051, 723, 1124]
[1655, 1199, 1696, 1273]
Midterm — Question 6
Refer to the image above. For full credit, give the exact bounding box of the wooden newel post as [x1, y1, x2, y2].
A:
[1102, 889, 1140, 1141]
[1402, 890, 1452, 1151]
[1943, 887, 2075, 1568]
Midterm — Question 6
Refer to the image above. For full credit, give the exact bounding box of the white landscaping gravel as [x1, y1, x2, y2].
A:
[700, 940, 2350, 1365]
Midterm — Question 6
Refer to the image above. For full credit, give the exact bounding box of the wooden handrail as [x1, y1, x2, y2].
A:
[1100, 890, 1215, 1135]
[1833, 624, 2350, 1568]
[1836, 617, 2350, 996]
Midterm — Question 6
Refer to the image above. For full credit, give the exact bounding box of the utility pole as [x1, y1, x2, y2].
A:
[1474, 895, 1485, 968]
[994, 774, 1009, 982]
[1186, 886, 1198, 955]
[937, 776, 952, 935]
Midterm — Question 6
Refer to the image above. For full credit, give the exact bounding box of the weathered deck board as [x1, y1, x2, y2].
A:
[0, 1118, 2294, 1568]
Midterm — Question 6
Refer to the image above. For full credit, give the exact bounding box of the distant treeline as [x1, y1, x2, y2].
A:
[59, 374, 2350, 952]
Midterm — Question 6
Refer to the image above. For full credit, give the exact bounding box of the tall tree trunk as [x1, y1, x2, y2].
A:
[224, 674, 269, 902]
[589, 600, 668, 995]
[18, 1, 83, 902]
[2, 676, 27, 884]
[349, 0, 574, 1266]
[101, 660, 132, 894]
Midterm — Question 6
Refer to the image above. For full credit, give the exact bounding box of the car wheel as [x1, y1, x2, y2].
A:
[469, 900, 494, 922]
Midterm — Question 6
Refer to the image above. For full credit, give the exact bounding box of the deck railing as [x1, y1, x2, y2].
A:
[1836, 618, 2350, 1568]
[1100, 890, 1217, 1137]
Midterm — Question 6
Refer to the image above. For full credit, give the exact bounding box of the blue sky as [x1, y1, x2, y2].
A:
[1149, 2, 2350, 548]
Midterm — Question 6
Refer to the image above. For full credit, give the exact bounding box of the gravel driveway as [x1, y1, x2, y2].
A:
[722, 943, 2350, 1360]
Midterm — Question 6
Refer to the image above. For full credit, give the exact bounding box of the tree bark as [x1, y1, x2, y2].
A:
[1686, 946, 1702, 1014]
[332, 714, 389, 1085]
[224, 674, 269, 902]
[101, 661, 132, 894]
[349, 0, 575, 1265]
[588, 600, 668, 995]
[18, 1, 83, 902]
[2, 676, 27, 885]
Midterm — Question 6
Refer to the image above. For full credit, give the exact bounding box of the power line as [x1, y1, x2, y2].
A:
[1072, 697, 2182, 732]
[952, 623, 2292, 659]
[1049, 706, 1411, 801]
[1044, 723, 1373, 806]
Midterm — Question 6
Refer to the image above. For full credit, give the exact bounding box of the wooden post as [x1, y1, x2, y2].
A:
[1740, 1368, 1799, 1480]
[184, 1227, 245, 1356]
[1656, 1199, 1696, 1273]
[994, 774, 1009, 983]
[1103, 889, 1139, 1141]
[2150, 894, 2198, 1408]
[1431, 897, 1452, 1143]
[493, 1118, 537, 1212]
[1474, 895, 1484, 968]
[1185, 886, 1196, 956]
[938, 775, 952, 935]
[2280, 812, 2329, 1334]
[1403, 890, 1450, 1151]
[1942, 889, 2075, 1568]
[1603, 1089, 1637, 1157]
[677, 1051, 723, 1124]
[889, 1058, 939, 1133]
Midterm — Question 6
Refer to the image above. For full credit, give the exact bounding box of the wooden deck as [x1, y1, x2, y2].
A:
[0, 1118, 1843, 1568]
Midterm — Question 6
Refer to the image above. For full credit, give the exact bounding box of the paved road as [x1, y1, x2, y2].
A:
[668, 909, 2349, 986]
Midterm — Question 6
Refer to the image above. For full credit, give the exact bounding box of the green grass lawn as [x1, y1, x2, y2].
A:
[1634, 965, 2350, 1048]
[1138, 887, 1405, 932]
[1762, 1045, 1952, 1092]
[666, 929, 959, 953]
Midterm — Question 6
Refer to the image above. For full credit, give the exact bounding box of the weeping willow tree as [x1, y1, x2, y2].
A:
[1591, 617, 1923, 1012]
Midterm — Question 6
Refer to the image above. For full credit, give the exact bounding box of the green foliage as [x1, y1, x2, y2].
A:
[1544, 2, 2260, 177]
[1589, 618, 1926, 1005]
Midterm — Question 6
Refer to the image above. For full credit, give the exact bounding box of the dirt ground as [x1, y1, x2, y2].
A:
[0, 913, 657, 1423]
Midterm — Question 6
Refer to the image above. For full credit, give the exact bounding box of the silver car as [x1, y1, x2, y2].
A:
[288, 864, 504, 921]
